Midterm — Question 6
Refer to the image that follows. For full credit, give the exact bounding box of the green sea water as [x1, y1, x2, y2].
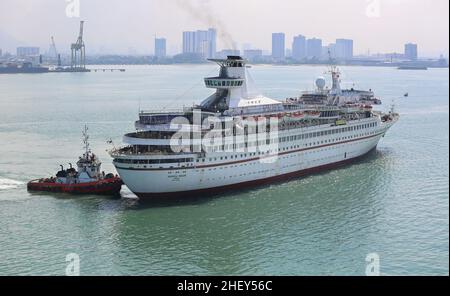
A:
[0, 65, 448, 275]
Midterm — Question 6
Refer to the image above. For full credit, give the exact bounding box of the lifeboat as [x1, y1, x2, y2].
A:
[304, 110, 321, 119]
[293, 111, 304, 118]
[27, 126, 122, 196]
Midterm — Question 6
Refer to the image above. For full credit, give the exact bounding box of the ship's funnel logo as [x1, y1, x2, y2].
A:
[65, 0, 80, 18]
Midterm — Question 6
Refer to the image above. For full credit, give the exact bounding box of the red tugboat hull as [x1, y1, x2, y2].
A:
[27, 177, 123, 196]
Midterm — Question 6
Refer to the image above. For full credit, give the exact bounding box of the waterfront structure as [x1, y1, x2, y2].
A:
[0, 62, 48, 74]
[292, 35, 307, 61]
[155, 38, 167, 58]
[70, 21, 87, 71]
[16, 47, 40, 57]
[272, 33, 286, 60]
[306, 38, 322, 59]
[110, 56, 399, 199]
[335, 39, 354, 60]
[405, 43, 418, 61]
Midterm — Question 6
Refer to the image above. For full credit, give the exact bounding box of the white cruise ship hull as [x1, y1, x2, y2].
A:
[114, 129, 388, 199]
[112, 56, 399, 199]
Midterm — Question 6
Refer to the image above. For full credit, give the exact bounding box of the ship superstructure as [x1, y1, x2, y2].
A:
[110, 56, 399, 198]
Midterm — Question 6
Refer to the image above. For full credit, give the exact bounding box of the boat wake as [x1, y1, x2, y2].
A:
[0, 177, 24, 190]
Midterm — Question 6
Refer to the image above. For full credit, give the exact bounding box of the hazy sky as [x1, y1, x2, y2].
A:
[0, 0, 448, 57]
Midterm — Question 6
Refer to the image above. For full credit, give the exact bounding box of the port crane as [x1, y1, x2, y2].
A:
[49, 36, 57, 58]
[49, 36, 62, 66]
[71, 21, 86, 69]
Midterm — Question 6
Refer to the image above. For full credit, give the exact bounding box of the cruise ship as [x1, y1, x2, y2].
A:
[110, 56, 399, 199]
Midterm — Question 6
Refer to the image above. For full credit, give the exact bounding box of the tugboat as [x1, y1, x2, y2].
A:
[28, 126, 122, 196]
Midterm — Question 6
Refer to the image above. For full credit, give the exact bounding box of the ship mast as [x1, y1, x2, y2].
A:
[325, 49, 342, 104]
[82, 125, 90, 159]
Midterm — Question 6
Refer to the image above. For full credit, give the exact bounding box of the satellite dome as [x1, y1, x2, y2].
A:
[315, 77, 326, 90]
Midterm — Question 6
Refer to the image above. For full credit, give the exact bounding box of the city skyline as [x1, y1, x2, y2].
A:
[0, 29, 437, 65]
[0, 0, 448, 58]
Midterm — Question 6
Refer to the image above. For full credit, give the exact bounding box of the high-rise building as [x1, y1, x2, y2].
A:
[155, 38, 166, 58]
[182, 29, 217, 58]
[306, 38, 322, 59]
[292, 35, 307, 61]
[323, 43, 337, 60]
[16, 47, 40, 57]
[335, 39, 354, 60]
[404, 43, 418, 60]
[183, 31, 196, 54]
[195, 30, 209, 57]
[207, 28, 217, 59]
[272, 33, 285, 60]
